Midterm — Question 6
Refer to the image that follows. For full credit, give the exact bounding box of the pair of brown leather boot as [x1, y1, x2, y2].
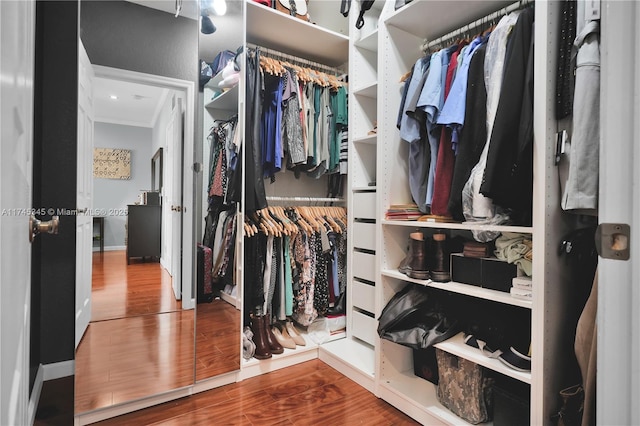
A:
[398, 231, 450, 282]
[250, 314, 284, 359]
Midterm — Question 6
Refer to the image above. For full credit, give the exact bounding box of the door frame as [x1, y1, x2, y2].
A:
[599, 1, 640, 424]
[91, 65, 196, 310]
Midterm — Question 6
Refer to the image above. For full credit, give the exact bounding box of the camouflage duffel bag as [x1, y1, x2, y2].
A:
[435, 348, 495, 424]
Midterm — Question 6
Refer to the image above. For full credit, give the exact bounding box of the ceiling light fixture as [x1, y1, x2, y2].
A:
[212, 0, 227, 16]
[109, 95, 118, 100]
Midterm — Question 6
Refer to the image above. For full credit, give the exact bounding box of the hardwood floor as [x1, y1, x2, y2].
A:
[91, 251, 180, 322]
[195, 299, 241, 381]
[92, 360, 419, 425]
[76, 250, 194, 414]
[74, 310, 195, 413]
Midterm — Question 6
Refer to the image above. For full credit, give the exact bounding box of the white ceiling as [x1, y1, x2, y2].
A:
[93, 77, 169, 128]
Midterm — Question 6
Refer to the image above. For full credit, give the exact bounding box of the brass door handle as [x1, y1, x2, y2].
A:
[171, 205, 185, 212]
[29, 215, 59, 243]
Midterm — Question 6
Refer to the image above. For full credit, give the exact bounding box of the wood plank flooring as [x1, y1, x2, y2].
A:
[76, 250, 194, 414]
[195, 299, 240, 381]
[91, 251, 180, 322]
[74, 310, 195, 413]
[92, 360, 419, 425]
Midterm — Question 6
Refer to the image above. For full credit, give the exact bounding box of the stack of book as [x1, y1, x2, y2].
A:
[510, 276, 533, 300]
[385, 204, 422, 221]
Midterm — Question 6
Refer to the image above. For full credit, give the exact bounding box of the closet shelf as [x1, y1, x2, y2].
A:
[319, 337, 375, 379]
[240, 331, 346, 381]
[381, 269, 533, 309]
[246, 1, 349, 67]
[377, 372, 479, 426]
[434, 332, 532, 384]
[384, 0, 512, 40]
[204, 85, 239, 111]
[354, 29, 378, 52]
[353, 134, 377, 145]
[381, 219, 533, 234]
[352, 185, 377, 191]
[353, 81, 378, 98]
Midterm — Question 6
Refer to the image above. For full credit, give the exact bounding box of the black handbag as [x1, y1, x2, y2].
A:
[377, 284, 459, 350]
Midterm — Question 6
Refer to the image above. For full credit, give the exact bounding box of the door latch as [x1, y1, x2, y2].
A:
[595, 223, 630, 260]
[29, 215, 59, 243]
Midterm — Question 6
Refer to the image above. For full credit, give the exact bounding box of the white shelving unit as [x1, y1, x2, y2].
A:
[374, 1, 575, 425]
[317, 0, 386, 394]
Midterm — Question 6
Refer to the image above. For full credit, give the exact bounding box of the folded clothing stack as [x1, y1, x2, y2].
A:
[510, 276, 532, 300]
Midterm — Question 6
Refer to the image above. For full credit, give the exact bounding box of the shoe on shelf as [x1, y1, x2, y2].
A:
[272, 323, 296, 350]
[398, 231, 430, 280]
[242, 326, 256, 360]
[285, 320, 306, 346]
[263, 316, 284, 355]
[250, 315, 272, 360]
[430, 232, 451, 282]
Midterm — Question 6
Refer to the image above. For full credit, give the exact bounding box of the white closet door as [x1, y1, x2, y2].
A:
[599, 2, 640, 424]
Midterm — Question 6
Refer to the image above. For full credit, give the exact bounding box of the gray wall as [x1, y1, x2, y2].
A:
[94, 123, 153, 248]
[80, 0, 198, 84]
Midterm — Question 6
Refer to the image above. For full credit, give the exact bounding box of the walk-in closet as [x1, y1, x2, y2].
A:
[64, 1, 637, 425]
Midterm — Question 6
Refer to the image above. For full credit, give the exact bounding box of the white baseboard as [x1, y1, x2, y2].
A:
[28, 364, 44, 425]
[43, 360, 74, 381]
[104, 245, 126, 252]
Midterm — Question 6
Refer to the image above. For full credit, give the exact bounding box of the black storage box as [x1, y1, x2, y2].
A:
[493, 379, 531, 426]
[450, 254, 518, 293]
[450, 254, 482, 287]
[413, 346, 439, 385]
[481, 257, 518, 292]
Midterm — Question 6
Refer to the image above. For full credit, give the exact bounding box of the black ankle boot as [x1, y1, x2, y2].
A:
[430, 232, 450, 282]
[398, 232, 429, 280]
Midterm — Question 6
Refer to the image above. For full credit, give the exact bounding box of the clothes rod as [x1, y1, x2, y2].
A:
[425, 0, 533, 50]
[266, 196, 345, 203]
[247, 43, 346, 76]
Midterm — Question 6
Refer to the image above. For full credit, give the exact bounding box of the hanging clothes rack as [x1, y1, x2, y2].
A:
[247, 43, 346, 76]
[423, 0, 534, 51]
[266, 196, 345, 203]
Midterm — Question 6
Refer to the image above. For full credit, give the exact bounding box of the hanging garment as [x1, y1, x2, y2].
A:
[575, 273, 597, 426]
[437, 36, 486, 154]
[561, 0, 600, 213]
[431, 41, 466, 216]
[447, 43, 487, 222]
[556, 0, 577, 120]
[416, 48, 450, 209]
[480, 6, 535, 224]
[281, 69, 306, 166]
[400, 56, 430, 213]
[462, 11, 520, 239]
[262, 73, 284, 180]
[245, 50, 267, 212]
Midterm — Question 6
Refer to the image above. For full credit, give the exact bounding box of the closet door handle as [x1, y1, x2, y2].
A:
[171, 205, 183, 212]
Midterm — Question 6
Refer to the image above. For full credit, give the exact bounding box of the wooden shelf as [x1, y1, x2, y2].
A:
[381, 269, 533, 309]
[382, 219, 533, 234]
[246, 1, 349, 67]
